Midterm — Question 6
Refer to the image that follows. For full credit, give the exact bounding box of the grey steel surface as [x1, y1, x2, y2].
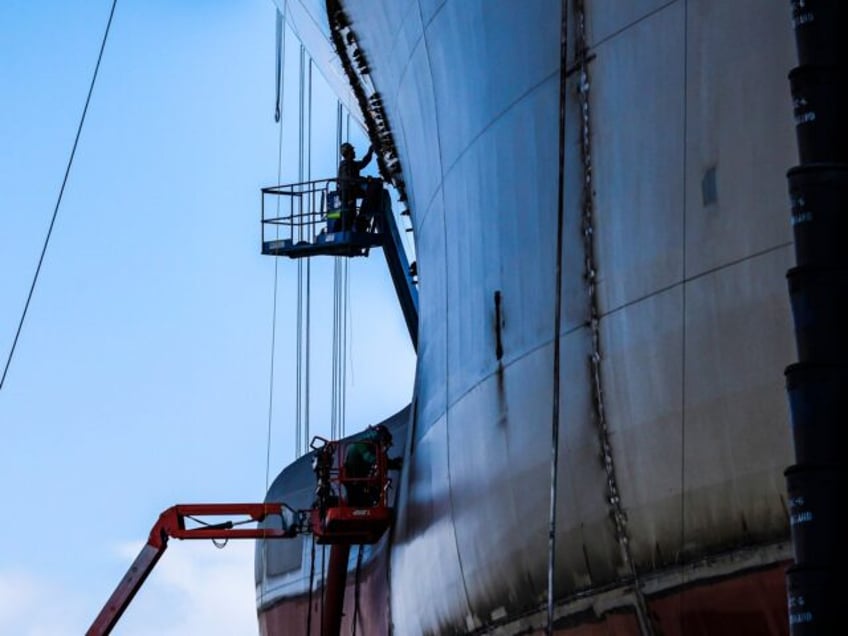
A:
[260, 0, 797, 632]
[590, 1, 685, 313]
[683, 2, 796, 276]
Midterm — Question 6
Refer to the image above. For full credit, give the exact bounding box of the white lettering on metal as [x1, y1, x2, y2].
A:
[791, 211, 813, 225]
[790, 511, 814, 525]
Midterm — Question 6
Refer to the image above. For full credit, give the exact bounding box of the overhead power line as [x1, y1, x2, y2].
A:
[1, 0, 119, 391]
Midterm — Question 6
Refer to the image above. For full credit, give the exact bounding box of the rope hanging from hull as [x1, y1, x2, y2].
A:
[305, 53, 313, 456]
[263, 4, 287, 610]
[330, 101, 350, 441]
[295, 44, 313, 458]
[274, 8, 284, 123]
[266, 3, 288, 493]
[546, 0, 569, 631]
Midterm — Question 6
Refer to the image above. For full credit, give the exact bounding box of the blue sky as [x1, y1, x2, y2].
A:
[0, 1, 415, 632]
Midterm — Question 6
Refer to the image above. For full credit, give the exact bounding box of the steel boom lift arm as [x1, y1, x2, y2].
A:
[88, 434, 395, 635]
[86, 503, 298, 636]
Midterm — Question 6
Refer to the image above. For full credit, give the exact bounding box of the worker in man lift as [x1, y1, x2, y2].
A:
[343, 425, 402, 506]
[337, 142, 381, 231]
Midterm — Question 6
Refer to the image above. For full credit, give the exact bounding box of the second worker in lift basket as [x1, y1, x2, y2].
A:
[337, 142, 381, 232]
[343, 425, 402, 507]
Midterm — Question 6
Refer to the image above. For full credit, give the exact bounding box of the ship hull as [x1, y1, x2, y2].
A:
[258, 1, 798, 633]
[259, 557, 788, 634]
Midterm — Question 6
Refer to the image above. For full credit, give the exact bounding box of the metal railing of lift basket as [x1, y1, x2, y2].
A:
[261, 177, 340, 249]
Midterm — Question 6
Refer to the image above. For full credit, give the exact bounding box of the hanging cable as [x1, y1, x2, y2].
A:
[331, 102, 343, 440]
[266, 0, 287, 496]
[274, 8, 283, 123]
[262, 4, 287, 611]
[331, 259, 337, 439]
[307, 59, 313, 182]
[266, 47, 283, 487]
[306, 536, 316, 636]
[305, 56, 313, 453]
[546, 0, 568, 632]
[1, 0, 118, 391]
[332, 269, 339, 441]
[334, 259, 340, 441]
[305, 260, 311, 453]
[296, 257, 304, 455]
[320, 544, 327, 636]
[342, 112, 356, 397]
[352, 544, 364, 635]
[329, 104, 352, 438]
[342, 258, 349, 437]
[295, 43, 307, 457]
[340, 104, 349, 437]
[344, 239, 355, 393]
[333, 104, 352, 439]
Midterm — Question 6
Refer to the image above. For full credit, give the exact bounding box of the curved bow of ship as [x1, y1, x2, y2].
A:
[257, 1, 798, 633]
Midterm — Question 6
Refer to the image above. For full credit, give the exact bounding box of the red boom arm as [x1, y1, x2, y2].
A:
[86, 503, 297, 636]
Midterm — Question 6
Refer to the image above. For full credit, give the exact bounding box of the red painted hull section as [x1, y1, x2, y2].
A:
[259, 545, 389, 636]
[557, 563, 790, 635]
[259, 562, 789, 635]
[648, 563, 789, 636]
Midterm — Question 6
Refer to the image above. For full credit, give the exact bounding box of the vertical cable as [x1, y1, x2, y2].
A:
[296, 258, 303, 456]
[274, 8, 283, 123]
[266, 34, 285, 489]
[295, 43, 306, 457]
[342, 259, 349, 436]
[343, 110, 355, 394]
[333, 257, 344, 437]
[352, 544, 364, 635]
[320, 544, 327, 636]
[345, 111, 350, 143]
[263, 3, 287, 610]
[331, 259, 338, 439]
[331, 102, 344, 440]
[267, 0, 287, 487]
[335, 263, 340, 441]
[679, 1, 689, 630]
[546, 0, 568, 632]
[307, 59, 313, 182]
[306, 536, 316, 635]
[305, 258, 311, 454]
[346, 247, 355, 389]
[305, 55, 312, 453]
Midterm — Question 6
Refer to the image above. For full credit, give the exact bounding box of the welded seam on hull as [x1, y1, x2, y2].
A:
[326, 0, 410, 208]
[574, 2, 656, 634]
[590, 0, 678, 51]
[465, 540, 790, 635]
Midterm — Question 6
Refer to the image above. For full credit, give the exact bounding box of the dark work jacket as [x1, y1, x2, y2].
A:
[338, 147, 374, 201]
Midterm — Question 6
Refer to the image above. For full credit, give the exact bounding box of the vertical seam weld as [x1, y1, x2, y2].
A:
[575, 1, 657, 633]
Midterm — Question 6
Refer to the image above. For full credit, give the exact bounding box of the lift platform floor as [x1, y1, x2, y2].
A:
[263, 230, 383, 258]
